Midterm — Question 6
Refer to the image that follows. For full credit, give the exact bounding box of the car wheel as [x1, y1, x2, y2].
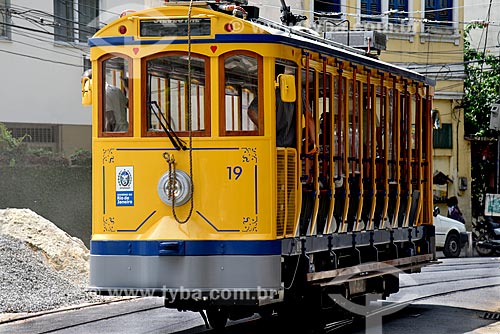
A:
[443, 233, 461, 258]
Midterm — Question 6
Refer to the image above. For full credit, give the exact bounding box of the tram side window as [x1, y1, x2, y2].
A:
[145, 54, 209, 136]
[101, 57, 131, 135]
[221, 53, 261, 136]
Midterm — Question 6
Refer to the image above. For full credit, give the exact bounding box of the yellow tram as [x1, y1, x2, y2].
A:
[82, 1, 436, 329]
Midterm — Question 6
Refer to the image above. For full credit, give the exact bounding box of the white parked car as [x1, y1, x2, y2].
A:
[433, 207, 468, 258]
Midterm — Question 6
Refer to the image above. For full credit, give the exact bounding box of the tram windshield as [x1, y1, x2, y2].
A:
[145, 54, 209, 136]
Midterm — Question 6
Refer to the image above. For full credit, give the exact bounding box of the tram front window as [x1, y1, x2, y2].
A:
[101, 56, 131, 135]
[145, 54, 209, 137]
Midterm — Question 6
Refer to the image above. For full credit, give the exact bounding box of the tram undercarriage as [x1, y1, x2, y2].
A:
[161, 225, 434, 329]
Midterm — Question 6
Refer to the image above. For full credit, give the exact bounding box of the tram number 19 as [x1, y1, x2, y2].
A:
[227, 166, 243, 180]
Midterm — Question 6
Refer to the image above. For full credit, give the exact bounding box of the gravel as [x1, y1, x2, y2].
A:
[0, 209, 107, 314]
[0, 234, 102, 313]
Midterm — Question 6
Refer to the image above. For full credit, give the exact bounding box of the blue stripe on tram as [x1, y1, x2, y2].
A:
[91, 240, 281, 256]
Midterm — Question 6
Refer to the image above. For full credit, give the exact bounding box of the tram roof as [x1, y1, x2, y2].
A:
[89, 4, 434, 86]
[251, 18, 434, 86]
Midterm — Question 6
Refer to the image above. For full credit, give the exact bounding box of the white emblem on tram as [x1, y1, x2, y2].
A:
[116, 166, 134, 206]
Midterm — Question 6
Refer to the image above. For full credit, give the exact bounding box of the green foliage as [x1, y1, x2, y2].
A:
[70, 149, 92, 166]
[0, 123, 28, 166]
[0, 123, 28, 151]
[464, 23, 500, 215]
[463, 23, 500, 137]
[0, 122, 69, 167]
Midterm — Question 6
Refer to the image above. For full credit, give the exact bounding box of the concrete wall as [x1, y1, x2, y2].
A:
[60, 125, 92, 156]
[0, 167, 92, 247]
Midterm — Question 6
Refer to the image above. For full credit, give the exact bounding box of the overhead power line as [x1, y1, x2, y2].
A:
[0, 48, 82, 67]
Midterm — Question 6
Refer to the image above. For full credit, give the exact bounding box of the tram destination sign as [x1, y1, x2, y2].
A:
[140, 18, 211, 37]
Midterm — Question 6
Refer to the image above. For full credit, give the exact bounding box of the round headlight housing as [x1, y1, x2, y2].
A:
[157, 170, 192, 207]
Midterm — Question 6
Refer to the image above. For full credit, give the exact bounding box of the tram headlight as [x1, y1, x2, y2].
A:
[157, 170, 192, 207]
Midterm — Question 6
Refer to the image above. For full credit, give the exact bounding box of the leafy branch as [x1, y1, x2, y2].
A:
[463, 23, 500, 137]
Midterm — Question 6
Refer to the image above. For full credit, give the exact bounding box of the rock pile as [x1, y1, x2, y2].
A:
[0, 209, 103, 313]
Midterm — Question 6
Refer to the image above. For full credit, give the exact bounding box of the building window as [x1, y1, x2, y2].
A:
[388, 0, 409, 24]
[315, 0, 341, 15]
[0, 0, 11, 39]
[54, 0, 99, 43]
[433, 123, 452, 149]
[425, 0, 452, 27]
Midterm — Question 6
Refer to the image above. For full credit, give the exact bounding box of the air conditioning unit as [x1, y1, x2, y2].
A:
[323, 30, 387, 52]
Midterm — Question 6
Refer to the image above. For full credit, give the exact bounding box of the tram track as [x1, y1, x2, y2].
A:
[399, 273, 500, 289]
[0, 298, 137, 326]
[0, 298, 170, 334]
[2, 258, 499, 334]
[421, 258, 500, 272]
[35, 305, 164, 334]
[371, 283, 500, 317]
[179, 267, 500, 334]
[321, 259, 500, 333]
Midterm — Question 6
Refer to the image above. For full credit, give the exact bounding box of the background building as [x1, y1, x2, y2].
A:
[1, 0, 472, 224]
[0, 0, 144, 156]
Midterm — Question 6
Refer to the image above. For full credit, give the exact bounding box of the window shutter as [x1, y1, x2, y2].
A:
[433, 123, 452, 149]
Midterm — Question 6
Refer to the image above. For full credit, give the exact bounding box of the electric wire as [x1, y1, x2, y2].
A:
[0, 2, 498, 78]
[251, 0, 500, 27]
[0, 48, 81, 67]
[480, 0, 494, 79]
[6, 36, 84, 59]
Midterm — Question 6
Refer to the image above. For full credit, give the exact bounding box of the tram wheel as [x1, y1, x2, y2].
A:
[206, 307, 229, 330]
[258, 306, 275, 319]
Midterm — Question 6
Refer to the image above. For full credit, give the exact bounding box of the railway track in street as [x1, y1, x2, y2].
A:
[1, 257, 499, 334]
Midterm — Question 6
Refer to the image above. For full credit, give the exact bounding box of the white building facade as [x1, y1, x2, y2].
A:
[0, 0, 144, 155]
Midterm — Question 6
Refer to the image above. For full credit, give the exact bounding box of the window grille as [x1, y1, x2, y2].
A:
[9, 126, 56, 143]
